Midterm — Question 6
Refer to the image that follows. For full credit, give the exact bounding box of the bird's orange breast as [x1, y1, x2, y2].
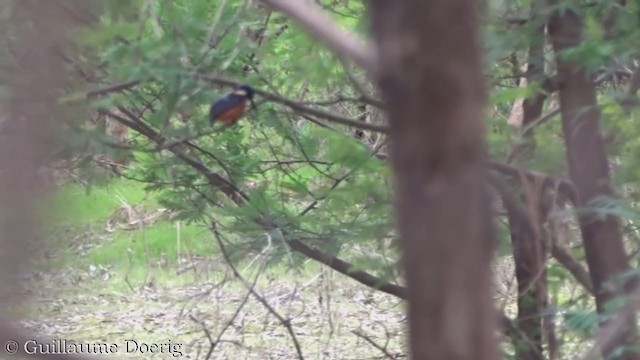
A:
[214, 101, 247, 124]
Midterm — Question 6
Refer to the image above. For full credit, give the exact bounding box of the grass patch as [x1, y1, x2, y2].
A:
[88, 222, 215, 267]
[43, 178, 150, 226]
[40, 179, 216, 271]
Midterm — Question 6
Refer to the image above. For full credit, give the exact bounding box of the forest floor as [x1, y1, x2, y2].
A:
[13, 179, 406, 359]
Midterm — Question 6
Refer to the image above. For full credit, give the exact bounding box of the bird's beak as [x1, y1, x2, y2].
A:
[249, 99, 257, 111]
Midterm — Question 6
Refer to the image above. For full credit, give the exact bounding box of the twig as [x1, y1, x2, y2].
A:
[86, 80, 141, 99]
[519, 108, 561, 138]
[213, 225, 305, 360]
[189, 256, 258, 360]
[352, 329, 401, 359]
[340, 59, 385, 108]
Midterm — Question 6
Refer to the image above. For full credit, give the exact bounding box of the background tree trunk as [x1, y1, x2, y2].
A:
[548, 6, 639, 360]
[369, 1, 500, 359]
[508, 2, 550, 357]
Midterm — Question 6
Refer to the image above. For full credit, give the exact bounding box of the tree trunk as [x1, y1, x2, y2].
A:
[509, 2, 551, 358]
[506, 200, 546, 360]
[369, 1, 500, 359]
[547, 7, 639, 359]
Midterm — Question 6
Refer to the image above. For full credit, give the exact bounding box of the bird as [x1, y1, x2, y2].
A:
[209, 84, 256, 127]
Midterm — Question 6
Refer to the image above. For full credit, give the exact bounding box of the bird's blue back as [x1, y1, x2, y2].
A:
[209, 93, 246, 120]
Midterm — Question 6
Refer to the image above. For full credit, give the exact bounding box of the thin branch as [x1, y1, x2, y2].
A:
[300, 96, 374, 107]
[197, 74, 390, 133]
[87, 80, 141, 99]
[213, 226, 305, 360]
[352, 329, 400, 359]
[285, 237, 406, 298]
[190, 315, 217, 360]
[551, 244, 594, 294]
[519, 108, 561, 138]
[190, 251, 263, 359]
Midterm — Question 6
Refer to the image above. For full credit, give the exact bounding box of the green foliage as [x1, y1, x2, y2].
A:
[89, 222, 213, 267]
[43, 180, 212, 271]
[562, 309, 599, 336]
[45, 180, 148, 225]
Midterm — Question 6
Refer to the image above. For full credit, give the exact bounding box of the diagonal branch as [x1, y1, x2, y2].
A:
[352, 329, 398, 359]
[86, 80, 141, 99]
[259, 0, 376, 74]
[286, 238, 406, 298]
[551, 244, 594, 294]
[488, 160, 578, 205]
[98, 108, 248, 204]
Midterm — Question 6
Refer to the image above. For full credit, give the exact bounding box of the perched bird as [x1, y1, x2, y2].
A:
[209, 84, 256, 126]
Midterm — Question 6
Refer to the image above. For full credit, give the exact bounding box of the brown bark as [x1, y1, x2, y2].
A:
[369, 1, 499, 359]
[508, 3, 550, 358]
[548, 7, 639, 359]
[520, 1, 547, 147]
[506, 201, 546, 360]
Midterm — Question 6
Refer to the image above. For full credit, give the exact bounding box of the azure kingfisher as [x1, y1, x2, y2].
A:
[209, 84, 256, 126]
